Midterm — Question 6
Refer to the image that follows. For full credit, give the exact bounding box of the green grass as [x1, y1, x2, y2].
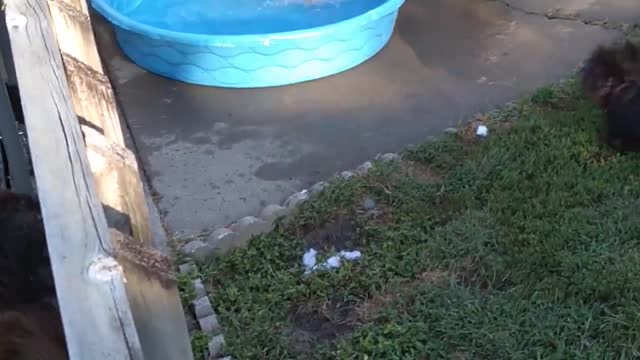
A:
[194, 79, 640, 359]
[190, 330, 212, 360]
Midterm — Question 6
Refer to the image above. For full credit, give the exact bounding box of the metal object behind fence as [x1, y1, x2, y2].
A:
[0, 9, 33, 195]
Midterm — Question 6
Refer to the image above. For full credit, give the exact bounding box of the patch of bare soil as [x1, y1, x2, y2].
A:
[303, 215, 358, 251]
[455, 256, 512, 292]
[356, 269, 450, 322]
[456, 256, 487, 290]
[460, 116, 488, 142]
[399, 159, 442, 183]
[460, 114, 513, 142]
[288, 269, 454, 356]
[450, 350, 469, 360]
[290, 299, 358, 356]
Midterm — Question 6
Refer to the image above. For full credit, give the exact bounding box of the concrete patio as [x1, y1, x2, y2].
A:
[92, 0, 637, 236]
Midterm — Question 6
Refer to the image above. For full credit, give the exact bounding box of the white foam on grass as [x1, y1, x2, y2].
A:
[302, 249, 362, 275]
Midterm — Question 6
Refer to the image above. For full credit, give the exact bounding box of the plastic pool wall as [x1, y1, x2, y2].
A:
[94, 0, 404, 88]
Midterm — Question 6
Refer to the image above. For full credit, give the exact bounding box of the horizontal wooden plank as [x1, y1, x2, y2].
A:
[49, 0, 153, 248]
[63, 53, 124, 145]
[48, 0, 101, 71]
[83, 125, 152, 244]
[3, 0, 144, 358]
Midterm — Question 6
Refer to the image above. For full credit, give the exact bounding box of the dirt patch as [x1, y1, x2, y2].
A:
[450, 350, 469, 360]
[460, 116, 488, 142]
[455, 256, 512, 292]
[399, 160, 442, 183]
[417, 269, 450, 285]
[456, 257, 485, 290]
[460, 114, 513, 142]
[355, 197, 392, 227]
[303, 215, 358, 251]
[355, 292, 395, 322]
[357, 269, 450, 322]
[290, 299, 357, 355]
[288, 269, 454, 355]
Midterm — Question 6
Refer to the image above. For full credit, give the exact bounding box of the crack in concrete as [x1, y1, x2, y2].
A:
[489, 0, 634, 33]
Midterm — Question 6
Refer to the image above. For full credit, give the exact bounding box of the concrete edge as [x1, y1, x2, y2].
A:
[179, 152, 401, 262]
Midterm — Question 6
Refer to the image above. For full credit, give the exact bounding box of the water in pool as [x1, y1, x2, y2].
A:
[124, 0, 386, 35]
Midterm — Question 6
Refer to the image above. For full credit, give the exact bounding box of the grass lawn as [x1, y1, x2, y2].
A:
[184, 78, 640, 359]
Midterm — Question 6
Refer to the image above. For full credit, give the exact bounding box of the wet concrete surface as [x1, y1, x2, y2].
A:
[92, 0, 626, 235]
[503, 0, 640, 25]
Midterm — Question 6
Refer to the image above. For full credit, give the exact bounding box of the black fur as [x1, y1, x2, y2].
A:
[0, 191, 67, 359]
[603, 82, 640, 153]
[581, 41, 640, 152]
[0, 302, 68, 360]
[581, 40, 640, 107]
[0, 191, 54, 308]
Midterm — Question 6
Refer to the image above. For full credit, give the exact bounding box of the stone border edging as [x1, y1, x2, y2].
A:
[181, 152, 401, 262]
[177, 262, 231, 360]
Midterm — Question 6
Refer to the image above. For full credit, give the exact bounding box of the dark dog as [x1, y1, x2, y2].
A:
[0, 191, 67, 359]
[581, 40, 640, 152]
[602, 81, 640, 152]
[0, 191, 54, 308]
[581, 40, 640, 106]
[0, 303, 68, 360]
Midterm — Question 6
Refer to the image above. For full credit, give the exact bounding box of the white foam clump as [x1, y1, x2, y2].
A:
[302, 248, 318, 269]
[325, 255, 342, 268]
[302, 248, 362, 274]
[476, 125, 489, 137]
[339, 250, 362, 260]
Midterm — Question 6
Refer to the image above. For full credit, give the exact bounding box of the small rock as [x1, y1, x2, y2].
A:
[184, 311, 199, 332]
[182, 241, 215, 262]
[192, 279, 206, 299]
[230, 216, 273, 248]
[284, 190, 309, 209]
[341, 171, 355, 179]
[443, 127, 458, 134]
[230, 216, 260, 229]
[192, 296, 214, 318]
[310, 181, 329, 194]
[356, 161, 373, 174]
[208, 228, 234, 243]
[178, 263, 195, 274]
[216, 357, 232, 360]
[260, 204, 289, 222]
[207, 335, 226, 358]
[379, 153, 400, 162]
[199, 314, 221, 335]
[362, 197, 376, 210]
[206, 228, 236, 256]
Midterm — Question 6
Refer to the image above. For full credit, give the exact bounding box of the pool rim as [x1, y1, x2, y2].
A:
[92, 0, 406, 46]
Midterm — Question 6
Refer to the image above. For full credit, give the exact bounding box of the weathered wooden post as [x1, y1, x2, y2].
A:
[3, 0, 145, 357]
[3, 0, 194, 358]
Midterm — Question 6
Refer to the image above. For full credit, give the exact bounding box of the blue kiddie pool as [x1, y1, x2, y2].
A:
[92, 0, 405, 88]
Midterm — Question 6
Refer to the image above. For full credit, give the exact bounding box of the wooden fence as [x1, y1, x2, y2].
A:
[0, 0, 193, 358]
